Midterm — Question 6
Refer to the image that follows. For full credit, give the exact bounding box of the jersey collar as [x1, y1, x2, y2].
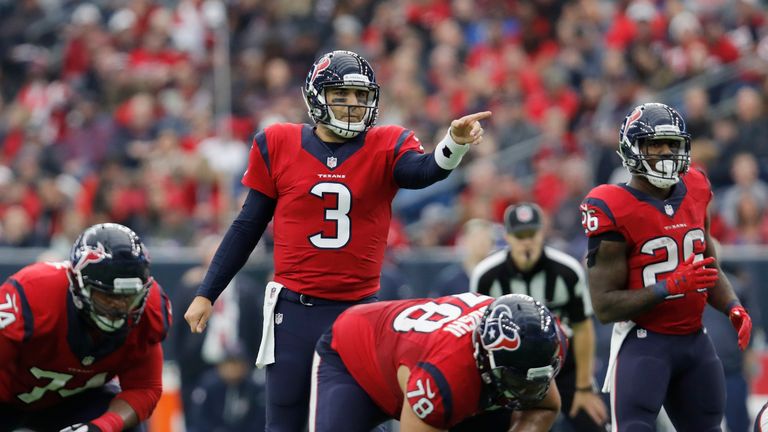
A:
[302, 124, 367, 170]
[619, 179, 687, 218]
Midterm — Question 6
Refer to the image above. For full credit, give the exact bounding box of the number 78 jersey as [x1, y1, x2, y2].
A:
[331, 293, 493, 428]
[243, 123, 422, 300]
[580, 169, 713, 334]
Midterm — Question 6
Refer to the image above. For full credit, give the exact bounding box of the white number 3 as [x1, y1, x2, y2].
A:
[309, 182, 352, 249]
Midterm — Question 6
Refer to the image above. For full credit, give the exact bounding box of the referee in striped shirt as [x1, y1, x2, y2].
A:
[466, 203, 608, 431]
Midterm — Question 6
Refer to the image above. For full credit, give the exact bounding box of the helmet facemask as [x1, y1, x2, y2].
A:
[493, 363, 558, 407]
[303, 51, 380, 139]
[620, 134, 690, 189]
[305, 82, 379, 139]
[329, 85, 378, 138]
[617, 103, 692, 189]
[68, 224, 153, 333]
[73, 272, 152, 332]
[472, 296, 563, 410]
[474, 343, 559, 409]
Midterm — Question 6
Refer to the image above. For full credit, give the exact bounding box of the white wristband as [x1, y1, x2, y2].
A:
[434, 129, 470, 170]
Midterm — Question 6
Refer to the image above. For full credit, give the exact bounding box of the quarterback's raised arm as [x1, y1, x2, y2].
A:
[394, 111, 491, 189]
[434, 111, 491, 170]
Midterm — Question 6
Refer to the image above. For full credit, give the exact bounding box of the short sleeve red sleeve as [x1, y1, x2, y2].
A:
[580, 196, 622, 238]
[0, 280, 28, 344]
[393, 130, 425, 163]
[242, 130, 277, 198]
[404, 364, 451, 428]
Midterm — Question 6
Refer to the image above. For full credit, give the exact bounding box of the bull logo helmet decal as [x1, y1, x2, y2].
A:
[73, 242, 112, 273]
[622, 106, 643, 141]
[309, 54, 332, 88]
[481, 304, 521, 351]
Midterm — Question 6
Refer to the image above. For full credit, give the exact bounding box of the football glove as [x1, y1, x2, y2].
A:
[729, 304, 752, 351]
[660, 255, 718, 297]
[60, 423, 102, 432]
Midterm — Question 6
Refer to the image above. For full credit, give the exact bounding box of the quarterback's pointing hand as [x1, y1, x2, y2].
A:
[450, 111, 492, 146]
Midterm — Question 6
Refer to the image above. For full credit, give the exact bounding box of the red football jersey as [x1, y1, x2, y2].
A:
[332, 293, 493, 428]
[581, 169, 713, 334]
[0, 262, 171, 413]
[242, 123, 423, 300]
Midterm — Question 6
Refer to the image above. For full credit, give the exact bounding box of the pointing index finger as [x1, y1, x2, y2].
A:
[461, 111, 492, 124]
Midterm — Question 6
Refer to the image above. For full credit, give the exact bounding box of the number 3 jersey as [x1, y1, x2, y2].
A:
[581, 168, 713, 334]
[0, 262, 171, 414]
[242, 123, 423, 301]
[331, 294, 494, 428]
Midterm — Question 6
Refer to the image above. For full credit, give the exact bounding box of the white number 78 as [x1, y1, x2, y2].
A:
[407, 378, 436, 419]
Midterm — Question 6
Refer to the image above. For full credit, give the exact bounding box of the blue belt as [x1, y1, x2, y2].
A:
[277, 288, 376, 307]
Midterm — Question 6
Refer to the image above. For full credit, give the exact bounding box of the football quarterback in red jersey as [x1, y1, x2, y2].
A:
[0, 223, 171, 432]
[309, 293, 565, 431]
[580, 103, 751, 431]
[184, 50, 491, 430]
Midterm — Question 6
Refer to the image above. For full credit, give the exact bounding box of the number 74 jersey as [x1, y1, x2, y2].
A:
[0, 262, 171, 410]
[242, 123, 423, 301]
[580, 168, 713, 334]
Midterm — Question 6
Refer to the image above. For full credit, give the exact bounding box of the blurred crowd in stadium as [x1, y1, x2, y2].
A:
[3, 0, 768, 430]
[0, 0, 767, 258]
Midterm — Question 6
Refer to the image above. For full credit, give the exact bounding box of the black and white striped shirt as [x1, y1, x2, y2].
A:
[469, 246, 592, 328]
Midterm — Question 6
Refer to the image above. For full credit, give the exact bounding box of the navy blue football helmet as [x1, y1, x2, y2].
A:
[69, 223, 152, 332]
[617, 102, 691, 188]
[303, 50, 379, 138]
[473, 294, 565, 409]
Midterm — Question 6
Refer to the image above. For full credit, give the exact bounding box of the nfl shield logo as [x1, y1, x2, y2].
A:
[275, 313, 283, 325]
[326, 156, 337, 169]
[664, 204, 674, 216]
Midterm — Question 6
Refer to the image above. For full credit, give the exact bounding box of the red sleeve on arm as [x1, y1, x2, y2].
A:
[242, 130, 278, 198]
[114, 343, 164, 421]
[0, 279, 28, 348]
[405, 365, 451, 428]
[581, 187, 626, 239]
[392, 130, 424, 165]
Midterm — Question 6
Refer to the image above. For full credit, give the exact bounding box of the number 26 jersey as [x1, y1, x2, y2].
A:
[580, 169, 713, 334]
